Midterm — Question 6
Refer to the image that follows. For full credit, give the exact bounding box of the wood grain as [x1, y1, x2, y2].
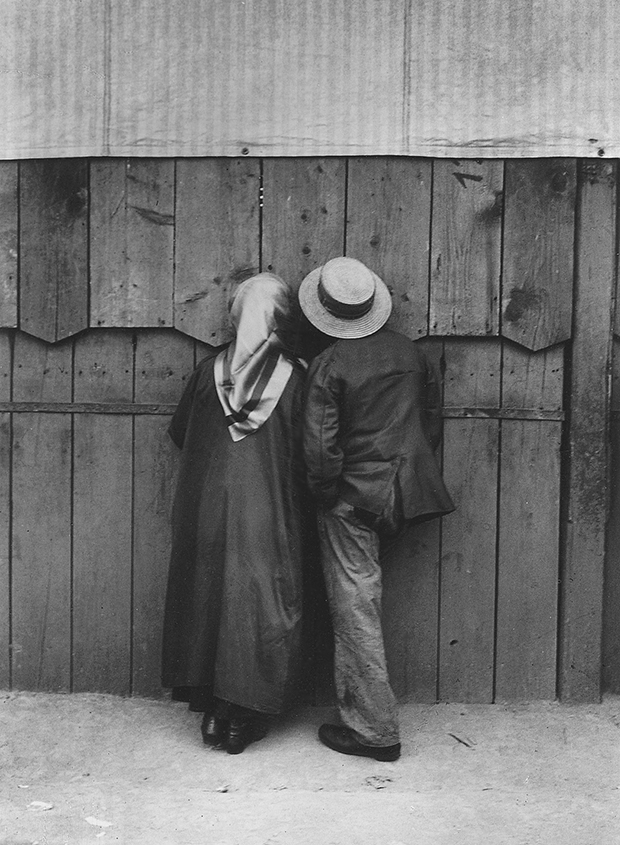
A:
[90, 160, 175, 328]
[347, 157, 431, 339]
[431, 160, 503, 337]
[502, 160, 576, 351]
[19, 160, 88, 342]
[561, 160, 617, 701]
[496, 420, 561, 700]
[175, 158, 260, 344]
[262, 158, 346, 289]
[0, 162, 18, 328]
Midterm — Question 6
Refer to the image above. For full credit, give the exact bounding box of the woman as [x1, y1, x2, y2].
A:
[162, 273, 307, 754]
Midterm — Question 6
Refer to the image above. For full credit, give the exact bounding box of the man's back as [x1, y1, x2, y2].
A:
[303, 327, 454, 522]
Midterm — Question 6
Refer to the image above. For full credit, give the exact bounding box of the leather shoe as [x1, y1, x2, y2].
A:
[226, 717, 268, 755]
[201, 714, 228, 748]
[318, 724, 400, 761]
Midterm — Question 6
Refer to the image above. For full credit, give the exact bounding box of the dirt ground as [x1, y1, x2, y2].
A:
[0, 691, 618, 845]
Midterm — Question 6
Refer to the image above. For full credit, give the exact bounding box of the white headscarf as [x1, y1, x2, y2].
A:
[214, 273, 296, 441]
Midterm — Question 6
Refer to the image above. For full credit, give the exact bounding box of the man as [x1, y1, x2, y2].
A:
[300, 257, 455, 762]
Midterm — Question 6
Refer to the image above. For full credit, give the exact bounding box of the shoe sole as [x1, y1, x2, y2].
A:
[319, 733, 400, 762]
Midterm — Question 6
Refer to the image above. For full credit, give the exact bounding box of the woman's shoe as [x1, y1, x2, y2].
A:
[201, 714, 228, 748]
[225, 718, 268, 755]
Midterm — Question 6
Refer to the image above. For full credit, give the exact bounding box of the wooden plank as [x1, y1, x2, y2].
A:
[134, 330, 195, 404]
[430, 160, 503, 337]
[0, 331, 9, 686]
[346, 158, 431, 340]
[19, 160, 88, 342]
[496, 420, 561, 700]
[90, 160, 175, 328]
[262, 158, 346, 290]
[132, 330, 193, 696]
[10, 332, 73, 691]
[11, 413, 71, 691]
[382, 520, 441, 702]
[439, 339, 501, 702]
[502, 160, 576, 351]
[174, 158, 260, 345]
[603, 338, 620, 692]
[561, 160, 617, 701]
[73, 414, 133, 694]
[12, 332, 73, 403]
[502, 343, 564, 412]
[0, 162, 18, 327]
[74, 330, 134, 403]
[73, 330, 134, 693]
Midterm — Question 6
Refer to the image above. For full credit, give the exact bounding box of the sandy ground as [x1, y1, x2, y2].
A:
[0, 691, 619, 845]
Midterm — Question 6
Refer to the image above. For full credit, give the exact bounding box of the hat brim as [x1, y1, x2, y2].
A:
[298, 266, 392, 339]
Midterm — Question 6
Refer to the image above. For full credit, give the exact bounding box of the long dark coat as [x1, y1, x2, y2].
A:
[161, 349, 306, 715]
[303, 328, 455, 522]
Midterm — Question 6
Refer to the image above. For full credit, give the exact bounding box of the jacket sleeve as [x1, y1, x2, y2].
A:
[422, 353, 443, 452]
[303, 353, 343, 506]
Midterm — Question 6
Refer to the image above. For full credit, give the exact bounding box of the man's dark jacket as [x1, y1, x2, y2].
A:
[303, 327, 455, 523]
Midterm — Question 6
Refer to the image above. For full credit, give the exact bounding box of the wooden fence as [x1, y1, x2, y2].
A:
[0, 157, 617, 702]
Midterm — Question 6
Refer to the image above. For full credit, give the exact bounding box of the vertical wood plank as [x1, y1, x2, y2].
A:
[132, 330, 194, 697]
[0, 162, 18, 327]
[382, 521, 441, 701]
[175, 159, 260, 345]
[262, 158, 346, 289]
[603, 337, 620, 692]
[496, 420, 561, 700]
[11, 333, 73, 691]
[439, 339, 501, 702]
[502, 343, 564, 412]
[12, 414, 71, 690]
[73, 331, 134, 693]
[0, 331, 10, 687]
[382, 338, 444, 702]
[90, 160, 175, 328]
[346, 157, 431, 340]
[20, 160, 88, 343]
[561, 160, 617, 701]
[502, 160, 576, 351]
[430, 160, 503, 337]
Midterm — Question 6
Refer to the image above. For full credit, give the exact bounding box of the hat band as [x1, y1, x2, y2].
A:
[317, 278, 375, 320]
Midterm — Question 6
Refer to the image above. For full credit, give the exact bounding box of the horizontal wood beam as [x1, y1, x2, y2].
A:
[0, 402, 564, 421]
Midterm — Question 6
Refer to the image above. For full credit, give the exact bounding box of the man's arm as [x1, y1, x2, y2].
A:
[422, 353, 443, 452]
[303, 354, 344, 507]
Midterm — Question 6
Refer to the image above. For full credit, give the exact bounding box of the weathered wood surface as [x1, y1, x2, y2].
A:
[262, 158, 346, 289]
[73, 332, 134, 693]
[603, 337, 620, 692]
[346, 158, 431, 340]
[0, 331, 10, 687]
[502, 160, 576, 351]
[174, 159, 260, 344]
[561, 161, 617, 701]
[439, 339, 501, 702]
[11, 334, 73, 690]
[90, 160, 175, 328]
[19, 160, 88, 342]
[0, 162, 18, 327]
[431, 160, 503, 337]
[496, 420, 561, 700]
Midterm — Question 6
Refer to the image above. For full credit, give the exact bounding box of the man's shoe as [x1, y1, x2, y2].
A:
[318, 723, 400, 761]
[225, 718, 268, 755]
[201, 714, 228, 748]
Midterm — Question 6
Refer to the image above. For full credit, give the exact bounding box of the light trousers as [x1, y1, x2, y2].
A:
[317, 499, 400, 747]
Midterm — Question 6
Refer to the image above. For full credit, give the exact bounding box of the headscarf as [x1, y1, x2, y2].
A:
[214, 273, 296, 441]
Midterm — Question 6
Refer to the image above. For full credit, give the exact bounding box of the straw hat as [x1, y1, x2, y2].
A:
[298, 257, 392, 339]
